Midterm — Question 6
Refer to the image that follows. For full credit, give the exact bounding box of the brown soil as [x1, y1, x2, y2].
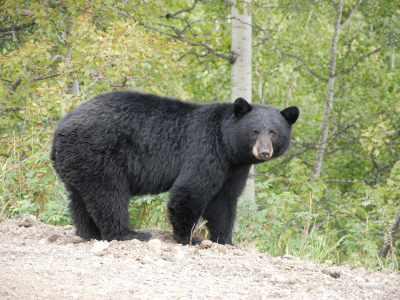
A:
[0, 215, 399, 300]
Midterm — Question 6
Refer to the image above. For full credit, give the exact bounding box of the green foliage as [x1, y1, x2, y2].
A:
[343, 222, 380, 269]
[129, 193, 170, 230]
[234, 179, 341, 263]
[0, 138, 70, 225]
[234, 181, 297, 250]
[234, 151, 400, 269]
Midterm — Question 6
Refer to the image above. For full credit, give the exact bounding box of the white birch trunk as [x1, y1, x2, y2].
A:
[285, 68, 298, 107]
[62, 16, 80, 116]
[231, 1, 254, 201]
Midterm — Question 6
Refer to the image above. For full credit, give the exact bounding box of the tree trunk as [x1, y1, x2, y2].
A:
[231, 0, 254, 201]
[311, 0, 343, 180]
[391, 45, 395, 69]
[285, 68, 298, 108]
[62, 16, 80, 116]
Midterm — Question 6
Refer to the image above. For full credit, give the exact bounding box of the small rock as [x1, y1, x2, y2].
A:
[38, 238, 47, 245]
[72, 236, 85, 244]
[162, 231, 174, 243]
[361, 282, 381, 289]
[147, 239, 162, 256]
[171, 245, 185, 261]
[271, 274, 286, 283]
[90, 241, 109, 256]
[155, 259, 168, 267]
[48, 234, 60, 243]
[282, 254, 296, 260]
[162, 252, 177, 262]
[141, 255, 154, 264]
[299, 278, 307, 284]
[171, 245, 182, 254]
[217, 244, 228, 254]
[18, 215, 36, 227]
[162, 230, 172, 237]
[233, 249, 243, 255]
[200, 240, 213, 249]
[274, 260, 284, 266]
[322, 268, 341, 279]
[63, 225, 73, 230]
[131, 239, 141, 245]
[355, 276, 365, 283]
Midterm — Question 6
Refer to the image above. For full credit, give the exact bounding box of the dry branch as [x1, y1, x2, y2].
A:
[0, 21, 35, 33]
[338, 47, 382, 76]
[189, 219, 208, 246]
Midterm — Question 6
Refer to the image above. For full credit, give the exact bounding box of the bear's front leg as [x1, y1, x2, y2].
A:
[167, 168, 225, 245]
[167, 190, 204, 245]
[203, 165, 250, 245]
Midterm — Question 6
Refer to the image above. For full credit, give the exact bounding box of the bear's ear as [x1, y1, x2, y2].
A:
[234, 98, 252, 117]
[281, 106, 300, 125]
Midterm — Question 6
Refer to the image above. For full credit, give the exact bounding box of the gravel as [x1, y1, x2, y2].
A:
[0, 215, 399, 300]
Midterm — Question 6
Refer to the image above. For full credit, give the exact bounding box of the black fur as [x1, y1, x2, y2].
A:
[51, 90, 299, 245]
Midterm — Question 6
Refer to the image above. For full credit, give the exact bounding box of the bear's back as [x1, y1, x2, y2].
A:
[62, 90, 199, 124]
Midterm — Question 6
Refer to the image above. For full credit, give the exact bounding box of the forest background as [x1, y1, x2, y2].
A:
[1, 0, 399, 270]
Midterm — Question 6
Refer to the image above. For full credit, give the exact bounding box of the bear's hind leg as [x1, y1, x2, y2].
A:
[84, 180, 151, 242]
[67, 186, 102, 241]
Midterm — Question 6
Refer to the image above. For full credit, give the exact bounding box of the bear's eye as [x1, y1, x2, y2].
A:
[251, 131, 259, 136]
[271, 132, 277, 137]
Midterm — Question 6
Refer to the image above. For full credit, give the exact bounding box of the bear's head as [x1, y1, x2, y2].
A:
[231, 97, 299, 164]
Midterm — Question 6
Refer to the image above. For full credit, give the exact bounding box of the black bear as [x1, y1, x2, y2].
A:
[51, 91, 299, 245]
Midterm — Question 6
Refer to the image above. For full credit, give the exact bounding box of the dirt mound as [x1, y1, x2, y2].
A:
[0, 215, 399, 299]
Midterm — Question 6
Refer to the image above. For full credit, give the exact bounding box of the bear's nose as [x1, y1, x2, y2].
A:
[259, 149, 270, 159]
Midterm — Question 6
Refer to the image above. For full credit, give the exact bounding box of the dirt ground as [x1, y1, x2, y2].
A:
[0, 215, 399, 300]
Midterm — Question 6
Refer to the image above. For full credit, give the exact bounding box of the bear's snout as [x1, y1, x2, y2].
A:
[252, 139, 273, 161]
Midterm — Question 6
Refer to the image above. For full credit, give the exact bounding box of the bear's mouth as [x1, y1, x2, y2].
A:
[255, 154, 272, 161]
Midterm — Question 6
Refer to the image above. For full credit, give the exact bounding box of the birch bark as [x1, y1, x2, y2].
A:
[231, 1, 254, 200]
[62, 16, 80, 116]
